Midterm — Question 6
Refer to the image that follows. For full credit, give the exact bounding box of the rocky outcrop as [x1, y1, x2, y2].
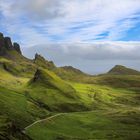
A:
[4, 37, 14, 50]
[34, 53, 56, 70]
[34, 53, 46, 62]
[0, 33, 6, 55]
[13, 42, 22, 54]
[0, 32, 22, 56]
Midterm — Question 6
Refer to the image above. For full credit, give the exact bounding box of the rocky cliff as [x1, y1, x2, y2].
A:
[0, 32, 21, 56]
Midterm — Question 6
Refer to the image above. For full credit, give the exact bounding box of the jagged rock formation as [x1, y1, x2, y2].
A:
[13, 42, 22, 54]
[34, 53, 46, 62]
[4, 37, 14, 50]
[0, 33, 6, 55]
[34, 53, 56, 70]
[0, 32, 22, 56]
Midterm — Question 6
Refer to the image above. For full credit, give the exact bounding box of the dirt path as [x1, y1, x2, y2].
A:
[24, 113, 66, 131]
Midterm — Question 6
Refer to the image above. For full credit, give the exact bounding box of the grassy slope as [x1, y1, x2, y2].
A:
[26, 83, 140, 140]
[0, 67, 49, 139]
[69, 74, 140, 89]
[0, 59, 90, 139]
[54, 66, 89, 81]
[26, 110, 140, 140]
[93, 75, 140, 89]
[27, 68, 89, 112]
[0, 54, 140, 140]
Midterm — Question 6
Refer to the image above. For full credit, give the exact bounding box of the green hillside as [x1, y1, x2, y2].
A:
[0, 32, 140, 140]
[27, 68, 88, 112]
[26, 83, 140, 140]
[55, 66, 89, 81]
[108, 65, 140, 75]
[26, 110, 140, 140]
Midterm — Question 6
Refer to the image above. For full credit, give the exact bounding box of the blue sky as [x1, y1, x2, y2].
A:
[1, 0, 140, 45]
[0, 0, 140, 73]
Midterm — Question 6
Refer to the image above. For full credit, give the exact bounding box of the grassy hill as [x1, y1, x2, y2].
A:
[26, 110, 140, 140]
[27, 68, 89, 112]
[55, 66, 89, 80]
[25, 83, 140, 140]
[0, 32, 140, 140]
[108, 65, 140, 75]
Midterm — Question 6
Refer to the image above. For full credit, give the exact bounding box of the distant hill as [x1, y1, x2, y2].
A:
[108, 65, 140, 75]
[60, 66, 85, 75]
[54, 66, 89, 81]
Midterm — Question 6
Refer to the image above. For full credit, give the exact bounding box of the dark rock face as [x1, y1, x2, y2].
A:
[4, 37, 14, 50]
[13, 43, 22, 54]
[34, 53, 56, 70]
[34, 53, 45, 61]
[32, 69, 42, 82]
[0, 32, 22, 56]
[0, 33, 6, 55]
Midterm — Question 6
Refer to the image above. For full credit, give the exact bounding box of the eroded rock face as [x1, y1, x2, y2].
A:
[0, 33, 6, 55]
[13, 43, 22, 54]
[34, 53, 56, 70]
[0, 32, 22, 55]
[34, 53, 45, 61]
[4, 37, 14, 50]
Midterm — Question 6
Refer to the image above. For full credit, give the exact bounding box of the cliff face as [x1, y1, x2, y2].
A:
[0, 33, 6, 55]
[0, 32, 22, 56]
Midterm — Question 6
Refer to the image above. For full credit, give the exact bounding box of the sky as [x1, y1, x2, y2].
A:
[0, 0, 140, 74]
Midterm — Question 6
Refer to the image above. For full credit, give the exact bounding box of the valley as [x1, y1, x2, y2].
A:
[0, 32, 140, 140]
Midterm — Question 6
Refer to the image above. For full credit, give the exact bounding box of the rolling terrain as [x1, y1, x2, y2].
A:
[0, 32, 140, 140]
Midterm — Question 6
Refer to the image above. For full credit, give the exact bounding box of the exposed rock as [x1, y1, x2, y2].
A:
[13, 42, 22, 54]
[0, 32, 6, 55]
[32, 69, 42, 82]
[34, 53, 56, 70]
[34, 53, 45, 61]
[0, 32, 22, 56]
[4, 37, 14, 50]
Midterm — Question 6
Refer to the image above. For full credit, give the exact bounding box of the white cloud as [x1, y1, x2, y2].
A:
[0, 0, 140, 44]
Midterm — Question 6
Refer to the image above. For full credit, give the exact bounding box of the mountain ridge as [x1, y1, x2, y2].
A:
[1, 32, 140, 76]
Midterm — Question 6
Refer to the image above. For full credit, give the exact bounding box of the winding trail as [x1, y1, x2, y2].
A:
[24, 113, 66, 131]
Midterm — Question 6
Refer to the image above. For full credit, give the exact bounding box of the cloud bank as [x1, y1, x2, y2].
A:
[22, 42, 140, 74]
